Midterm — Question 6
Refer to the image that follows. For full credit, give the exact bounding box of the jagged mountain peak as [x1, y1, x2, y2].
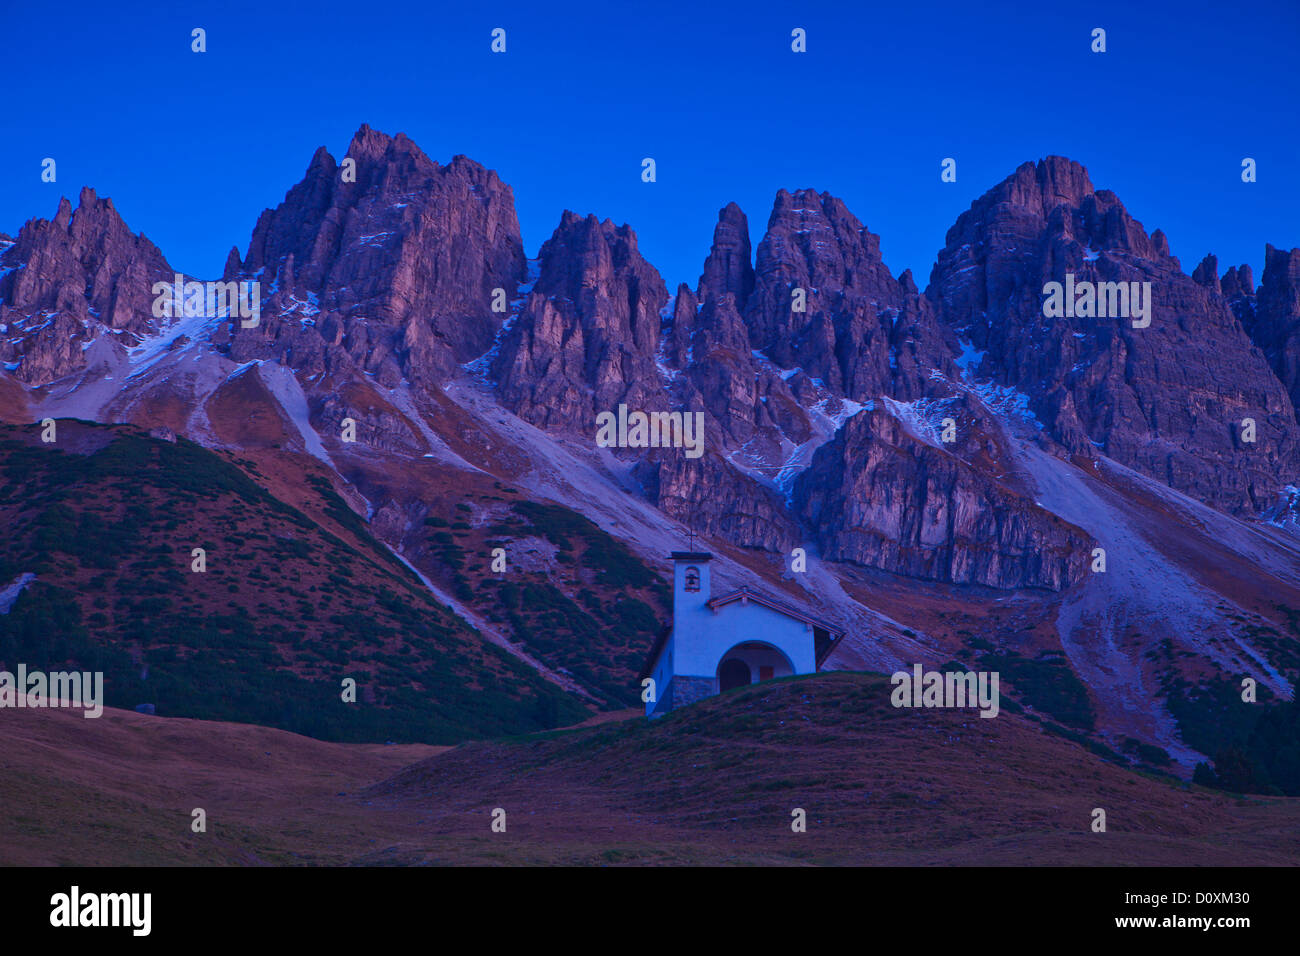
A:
[934, 155, 1173, 286]
[928, 157, 1300, 515]
[229, 126, 526, 383]
[0, 188, 175, 385]
[4, 137, 1300, 782]
[697, 201, 754, 308]
[242, 125, 520, 286]
[765, 187, 883, 255]
[1240, 243, 1300, 417]
[338, 126, 511, 199]
[549, 209, 643, 248]
[1193, 253, 1221, 291]
[1222, 262, 1256, 298]
[754, 186, 897, 296]
[1004, 155, 1095, 209]
[1265, 242, 1300, 276]
[9, 186, 162, 263]
[944, 156, 1098, 235]
[344, 123, 435, 173]
[531, 210, 658, 300]
[491, 206, 667, 431]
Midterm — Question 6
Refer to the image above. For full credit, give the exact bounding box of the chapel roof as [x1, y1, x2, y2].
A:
[706, 586, 846, 639]
[637, 587, 846, 681]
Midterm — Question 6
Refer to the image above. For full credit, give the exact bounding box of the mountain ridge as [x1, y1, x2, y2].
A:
[3, 126, 1298, 780]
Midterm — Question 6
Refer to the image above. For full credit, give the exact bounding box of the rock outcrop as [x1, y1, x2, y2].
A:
[927, 156, 1300, 514]
[793, 402, 1091, 590]
[0, 188, 175, 385]
[666, 204, 812, 455]
[1240, 245, 1300, 421]
[492, 211, 668, 433]
[744, 189, 956, 404]
[635, 449, 802, 553]
[229, 124, 527, 386]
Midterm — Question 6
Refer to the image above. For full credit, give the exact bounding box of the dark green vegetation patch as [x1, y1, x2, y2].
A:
[0, 423, 587, 743]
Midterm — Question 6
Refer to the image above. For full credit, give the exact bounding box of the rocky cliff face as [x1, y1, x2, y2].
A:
[666, 203, 811, 456]
[491, 211, 668, 433]
[4, 132, 1297, 598]
[698, 200, 754, 306]
[0, 188, 175, 385]
[6, 128, 1299, 769]
[644, 195, 968, 559]
[744, 189, 956, 404]
[634, 449, 802, 552]
[664, 194, 957, 460]
[793, 401, 1091, 590]
[927, 156, 1300, 514]
[1240, 245, 1300, 422]
[229, 124, 527, 386]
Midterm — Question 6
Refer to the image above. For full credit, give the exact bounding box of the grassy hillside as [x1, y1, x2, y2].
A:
[0, 421, 588, 743]
[0, 702, 439, 865]
[364, 672, 1300, 865]
[4, 674, 1298, 865]
[397, 483, 671, 708]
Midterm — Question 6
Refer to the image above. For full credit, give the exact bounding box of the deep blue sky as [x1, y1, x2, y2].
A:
[2, 0, 1297, 291]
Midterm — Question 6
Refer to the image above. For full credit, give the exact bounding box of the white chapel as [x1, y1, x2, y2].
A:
[639, 551, 844, 717]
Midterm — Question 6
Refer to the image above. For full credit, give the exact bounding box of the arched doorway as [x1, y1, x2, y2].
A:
[718, 658, 752, 692]
[716, 642, 796, 692]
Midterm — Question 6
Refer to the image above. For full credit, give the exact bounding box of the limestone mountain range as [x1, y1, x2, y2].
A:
[3, 124, 1299, 769]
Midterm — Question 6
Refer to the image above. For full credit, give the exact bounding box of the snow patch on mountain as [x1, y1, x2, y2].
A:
[0, 573, 36, 614]
[961, 377, 1042, 431]
[954, 339, 986, 380]
[127, 309, 222, 379]
[1263, 485, 1300, 536]
[33, 337, 139, 421]
[881, 395, 959, 449]
[654, 318, 680, 383]
[257, 363, 335, 469]
[462, 258, 540, 380]
[771, 396, 868, 499]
